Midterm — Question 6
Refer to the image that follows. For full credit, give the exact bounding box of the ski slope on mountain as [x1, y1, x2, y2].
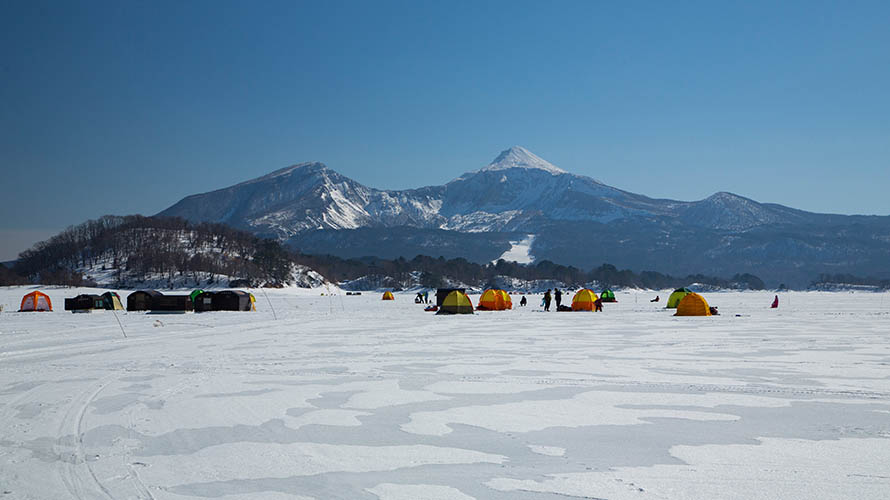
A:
[1, 287, 888, 499]
[495, 234, 535, 264]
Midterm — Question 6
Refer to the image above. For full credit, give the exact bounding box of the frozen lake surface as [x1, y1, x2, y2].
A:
[1, 287, 889, 499]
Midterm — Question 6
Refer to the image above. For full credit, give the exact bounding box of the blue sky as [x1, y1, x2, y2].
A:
[2, 0, 889, 259]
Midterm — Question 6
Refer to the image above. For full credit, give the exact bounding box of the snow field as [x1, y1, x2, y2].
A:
[0, 287, 888, 499]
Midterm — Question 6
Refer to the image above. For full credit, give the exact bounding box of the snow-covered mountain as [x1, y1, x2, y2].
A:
[159, 147, 890, 286]
[161, 146, 725, 234]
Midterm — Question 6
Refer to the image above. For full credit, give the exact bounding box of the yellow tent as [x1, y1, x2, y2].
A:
[571, 289, 599, 311]
[675, 292, 711, 316]
[101, 292, 124, 310]
[477, 289, 512, 310]
[436, 290, 474, 315]
[382, 291, 394, 300]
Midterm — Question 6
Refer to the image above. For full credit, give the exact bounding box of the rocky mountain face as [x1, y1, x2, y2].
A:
[159, 147, 890, 287]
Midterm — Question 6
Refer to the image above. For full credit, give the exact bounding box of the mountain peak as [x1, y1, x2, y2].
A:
[480, 146, 567, 175]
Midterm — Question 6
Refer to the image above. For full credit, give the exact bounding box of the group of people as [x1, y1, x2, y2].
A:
[414, 291, 430, 304]
[541, 288, 560, 311]
[540, 288, 603, 312]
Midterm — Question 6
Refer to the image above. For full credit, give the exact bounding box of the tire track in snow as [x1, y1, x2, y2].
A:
[56, 376, 116, 500]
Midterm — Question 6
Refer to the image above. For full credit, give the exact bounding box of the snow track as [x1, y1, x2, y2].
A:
[57, 377, 114, 500]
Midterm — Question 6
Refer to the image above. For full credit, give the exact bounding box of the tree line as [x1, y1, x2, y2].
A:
[7, 215, 293, 287]
[2, 215, 776, 289]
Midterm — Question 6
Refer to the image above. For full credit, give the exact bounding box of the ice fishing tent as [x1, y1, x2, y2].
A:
[101, 292, 124, 310]
[382, 291, 394, 301]
[675, 292, 711, 316]
[600, 289, 617, 302]
[666, 288, 693, 309]
[20, 291, 52, 312]
[64, 294, 103, 312]
[498, 290, 513, 309]
[436, 290, 474, 315]
[571, 289, 599, 311]
[127, 290, 163, 311]
[193, 291, 214, 312]
[194, 290, 252, 312]
[436, 288, 466, 307]
[477, 289, 512, 310]
[152, 294, 193, 312]
[214, 290, 252, 311]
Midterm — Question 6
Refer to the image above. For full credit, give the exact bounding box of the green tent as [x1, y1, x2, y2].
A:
[666, 288, 693, 308]
[600, 289, 617, 302]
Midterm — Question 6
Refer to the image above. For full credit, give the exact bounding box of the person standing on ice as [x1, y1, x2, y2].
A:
[771, 295, 779, 308]
[543, 289, 552, 311]
[554, 288, 562, 309]
[520, 295, 527, 307]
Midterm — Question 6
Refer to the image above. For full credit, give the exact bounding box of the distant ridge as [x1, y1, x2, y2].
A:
[159, 147, 890, 286]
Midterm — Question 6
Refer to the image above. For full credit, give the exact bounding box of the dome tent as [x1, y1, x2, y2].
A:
[600, 289, 617, 302]
[498, 290, 513, 309]
[675, 292, 712, 316]
[571, 289, 599, 311]
[20, 291, 52, 312]
[436, 290, 474, 315]
[666, 288, 693, 309]
[435, 288, 465, 307]
[382, 291, 394, 300]
[101, 292, 124, 310]
[477, 289, 512, 310]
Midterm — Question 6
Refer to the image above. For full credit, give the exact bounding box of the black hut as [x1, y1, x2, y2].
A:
[152, 294, 194, 312]
[64, 294, 103, 311]
[194, 290, 252, 312]
[127, 290, 163, 311]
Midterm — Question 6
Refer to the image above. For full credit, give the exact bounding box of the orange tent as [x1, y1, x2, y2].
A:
[675, 292, 711, 316]
[20, 291, 52, 312]
[571, 289, 599, 311]
[382, 291, 394, 300]
[477, 289, 512, 310]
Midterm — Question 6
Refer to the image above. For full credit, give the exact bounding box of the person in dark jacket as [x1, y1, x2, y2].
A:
[554, 288, 562, 309]
[543, 289, 552, 311]
[519, 295, 527, 307]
